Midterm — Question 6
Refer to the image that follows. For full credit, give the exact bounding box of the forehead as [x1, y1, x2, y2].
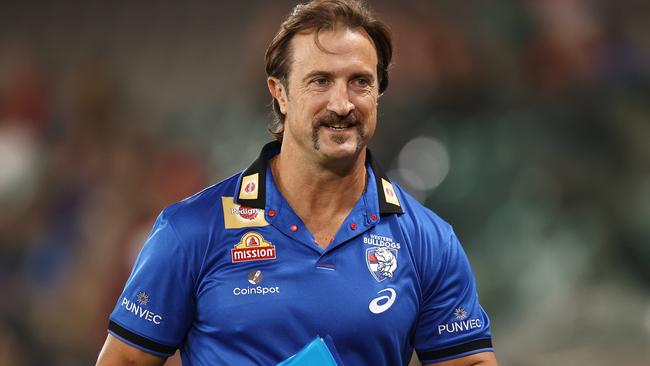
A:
[288, 27, 378, 79]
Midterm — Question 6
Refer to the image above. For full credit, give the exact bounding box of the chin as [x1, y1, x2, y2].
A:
[318, 141, 363, 160]
[311, 127, 368, 161]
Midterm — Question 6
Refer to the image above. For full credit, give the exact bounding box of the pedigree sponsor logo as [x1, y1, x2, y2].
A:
[231, 232, 276, 263]
[221, 197, 269, 229]
[232, 206, 258, 220]
[120, 293, 162, 325]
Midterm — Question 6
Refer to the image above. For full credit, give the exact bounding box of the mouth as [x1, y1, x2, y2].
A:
[324, 122, 355, 131]
[314, 112, 361, 135]
[312, 114, 366, 151]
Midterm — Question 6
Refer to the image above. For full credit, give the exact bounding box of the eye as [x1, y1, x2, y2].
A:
[352, 77, 371, 88]
[312, 77, 329, 86]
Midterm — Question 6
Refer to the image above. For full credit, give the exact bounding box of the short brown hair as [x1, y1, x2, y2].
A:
[264, 0, 393, 141]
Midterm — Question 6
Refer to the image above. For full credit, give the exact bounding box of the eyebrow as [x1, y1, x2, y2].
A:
[350, 72, 375, 82]
[302, 70, 334, 83]
[301, 70, 376, 83]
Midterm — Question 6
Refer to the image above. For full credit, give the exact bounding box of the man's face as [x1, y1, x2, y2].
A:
[271, 26, 379, 163]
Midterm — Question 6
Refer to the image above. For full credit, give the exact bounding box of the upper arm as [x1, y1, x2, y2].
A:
[424, 351, 498, 366]
[413, 226, 494, 364]
[106, 210, 196, 357]
[96, 334, 166, 366]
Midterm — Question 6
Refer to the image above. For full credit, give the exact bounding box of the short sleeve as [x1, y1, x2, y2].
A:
[414, 231, 493, 364]
[108, 210, 195, 357]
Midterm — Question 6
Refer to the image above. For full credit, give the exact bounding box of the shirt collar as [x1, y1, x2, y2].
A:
[234, 141, 403, 215]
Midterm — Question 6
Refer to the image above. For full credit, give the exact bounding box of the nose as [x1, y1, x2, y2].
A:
[326, 82, 355, 117]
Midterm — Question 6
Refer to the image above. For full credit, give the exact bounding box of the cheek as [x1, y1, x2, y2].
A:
[363, 99, 378, 138]
[354, 95, 377, 121]
[294, 93, 328, 119]
[366, 112, 377, 136]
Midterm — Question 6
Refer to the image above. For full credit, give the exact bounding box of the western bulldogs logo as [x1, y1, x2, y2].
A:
[366, 247, 398, 282]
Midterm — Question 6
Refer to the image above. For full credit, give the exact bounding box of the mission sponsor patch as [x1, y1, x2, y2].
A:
[231, 232, 276, 263]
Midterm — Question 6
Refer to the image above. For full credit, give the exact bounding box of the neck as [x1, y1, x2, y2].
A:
[269, 141, 367, 228]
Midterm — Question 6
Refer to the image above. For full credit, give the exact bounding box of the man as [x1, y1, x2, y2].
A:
[96, 1, 498, 365]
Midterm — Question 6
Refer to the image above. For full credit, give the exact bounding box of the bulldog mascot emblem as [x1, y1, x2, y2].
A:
[366, 247, 398, 282]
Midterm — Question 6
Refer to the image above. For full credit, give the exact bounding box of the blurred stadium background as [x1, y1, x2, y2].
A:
[1, 0, 649, 365]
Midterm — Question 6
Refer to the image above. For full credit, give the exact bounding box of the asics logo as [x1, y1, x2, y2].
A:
[369, 288, 396, 314]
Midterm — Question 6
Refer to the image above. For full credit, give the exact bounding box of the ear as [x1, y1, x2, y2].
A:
[267, 77, 288, 115]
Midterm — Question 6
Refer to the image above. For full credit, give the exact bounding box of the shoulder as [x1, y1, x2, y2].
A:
[155, 171, 242, 245]
[391, 182, 455, 249]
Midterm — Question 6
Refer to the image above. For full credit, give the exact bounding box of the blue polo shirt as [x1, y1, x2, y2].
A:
[108, 141, 493, 365]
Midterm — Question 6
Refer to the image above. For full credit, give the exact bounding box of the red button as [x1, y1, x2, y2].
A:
[370, 214, 378, 221]
[350, 223, 357, 230]
[290, 225, 298, 232]
[268, 209, 276, 217]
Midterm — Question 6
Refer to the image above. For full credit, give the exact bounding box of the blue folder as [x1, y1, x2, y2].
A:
[276, 335, 344, 366]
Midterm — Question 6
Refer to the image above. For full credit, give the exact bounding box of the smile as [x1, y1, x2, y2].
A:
[323, 122, 355, 131]
[329, 125, 350, 130]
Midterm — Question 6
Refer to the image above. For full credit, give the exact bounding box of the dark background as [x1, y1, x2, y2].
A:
[0, 1, 649, 365]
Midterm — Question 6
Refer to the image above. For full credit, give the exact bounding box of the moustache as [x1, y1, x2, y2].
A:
[313, 112, 360, 127]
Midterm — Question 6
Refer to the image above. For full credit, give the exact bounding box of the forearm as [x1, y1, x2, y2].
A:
[424, 351, 498, 366]
[96, 334, 166, 366]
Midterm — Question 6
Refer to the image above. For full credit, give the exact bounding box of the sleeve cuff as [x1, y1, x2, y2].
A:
[417, 338, 493, 363]
[108, 320, 177, 357]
